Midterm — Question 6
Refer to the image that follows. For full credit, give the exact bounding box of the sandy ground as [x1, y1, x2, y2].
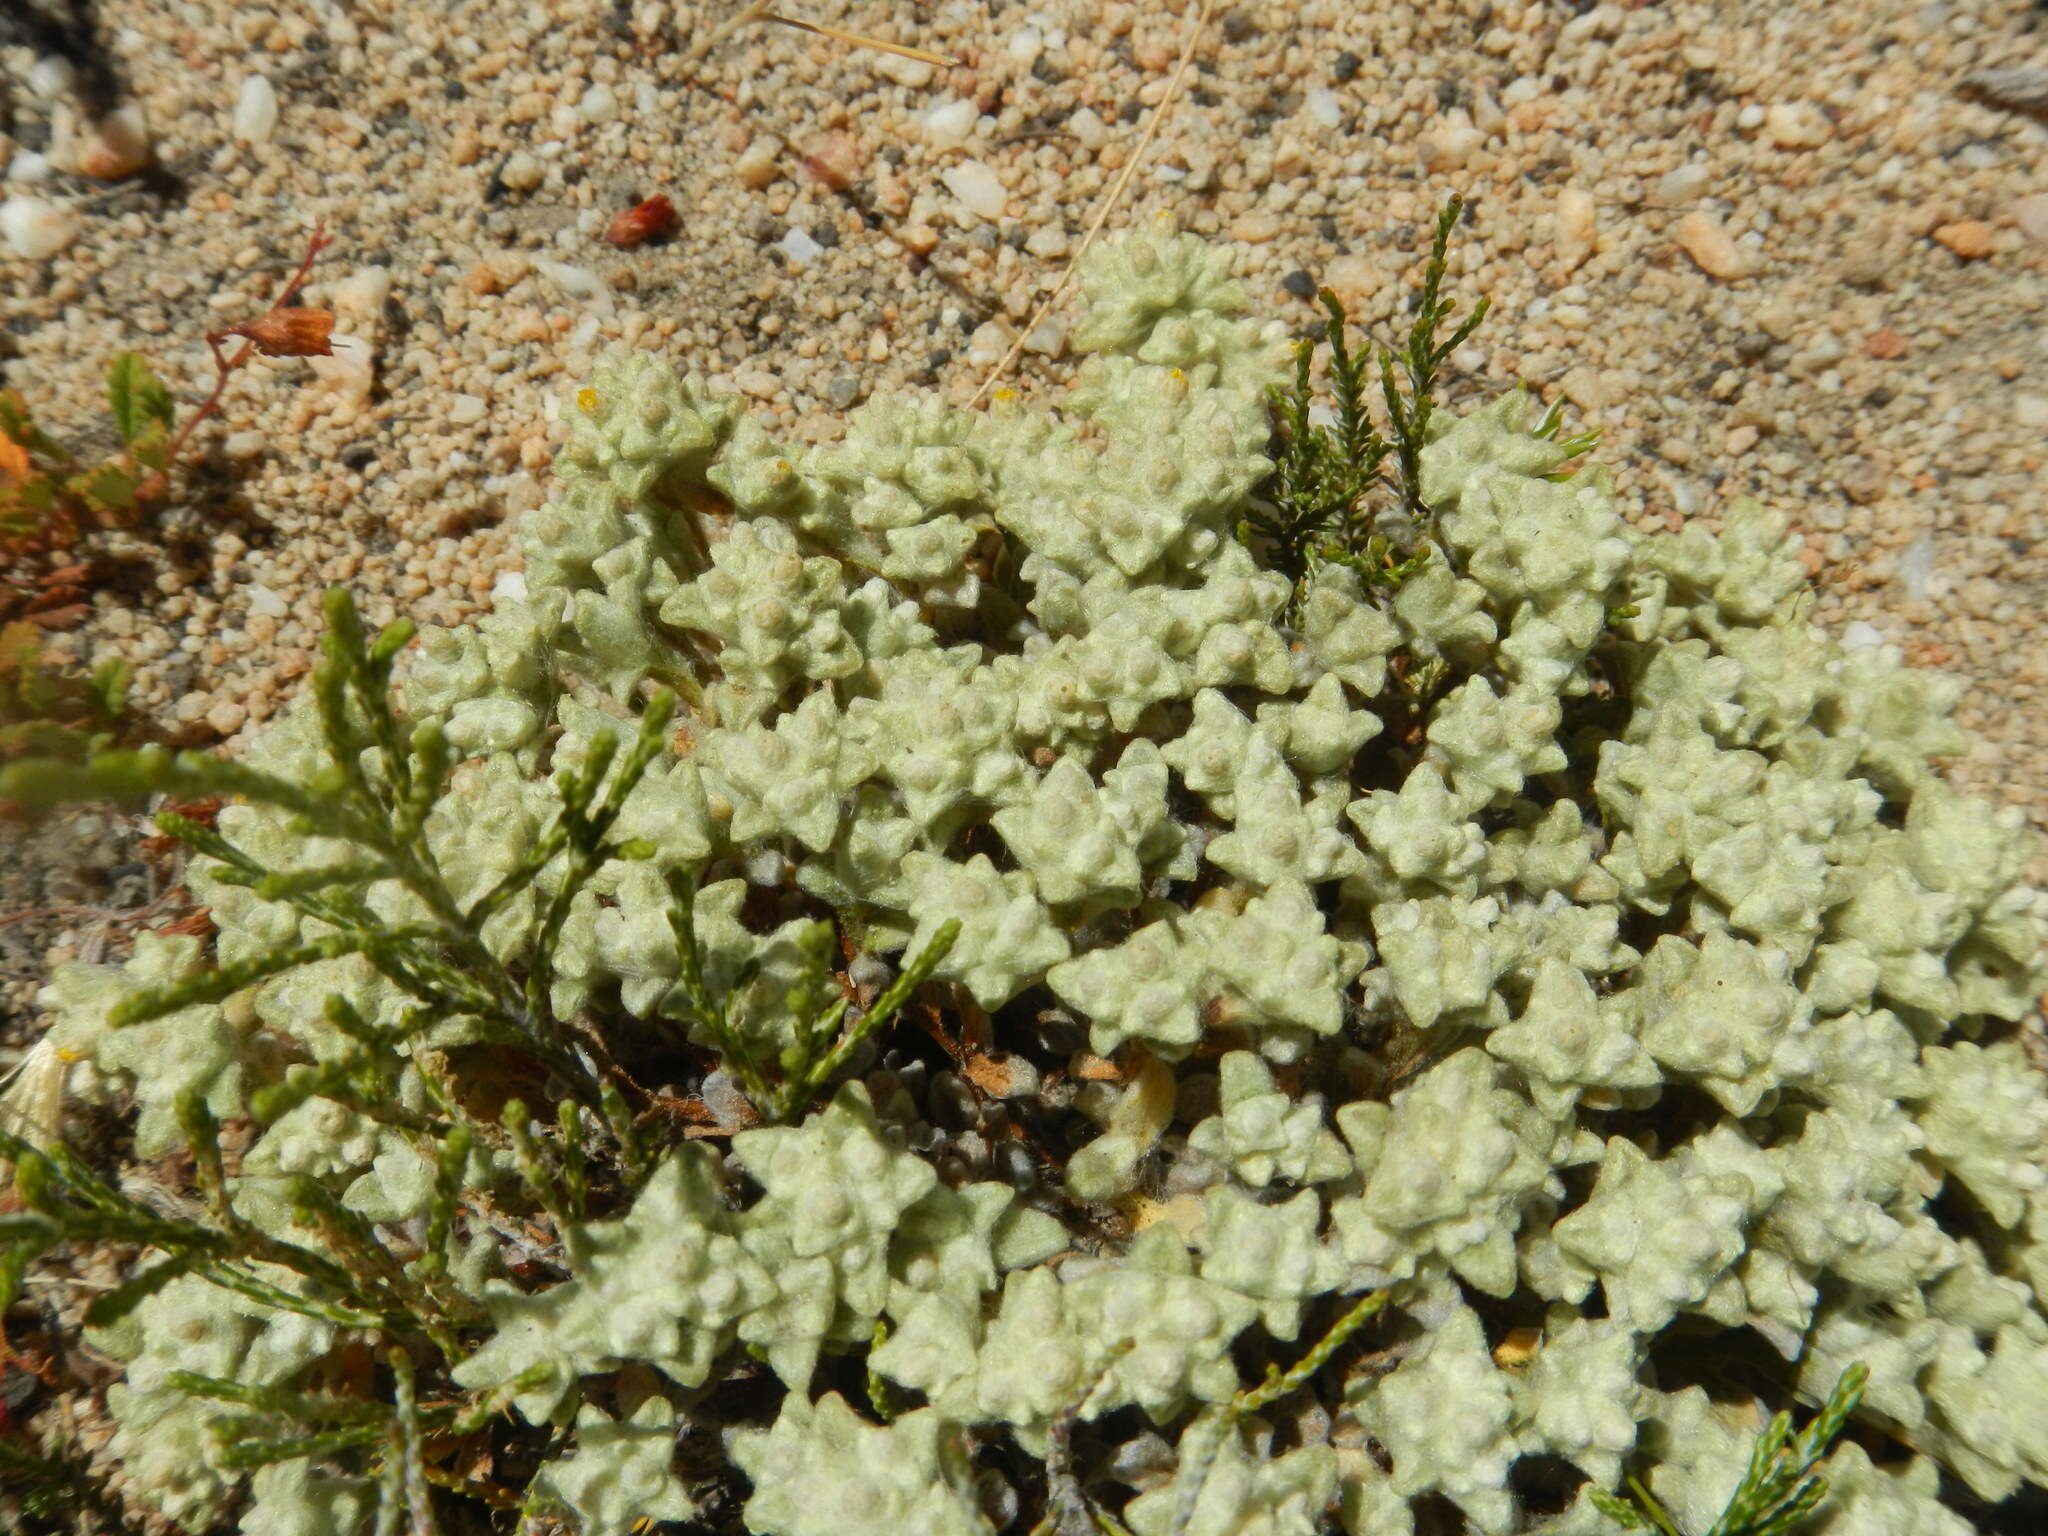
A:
[2, 0, 2046, 1019]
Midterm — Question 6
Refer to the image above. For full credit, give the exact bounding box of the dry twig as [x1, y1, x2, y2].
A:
[969, 0, 1219, 406]
[137, 221, 335, 504]
[701, 1, 957, 67]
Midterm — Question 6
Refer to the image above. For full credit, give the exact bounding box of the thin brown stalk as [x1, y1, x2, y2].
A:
[968, 0, 1218, 406]
[703, 2, 956, 67]
[137, 221, 333, 504]
[763, 11, 956, 66]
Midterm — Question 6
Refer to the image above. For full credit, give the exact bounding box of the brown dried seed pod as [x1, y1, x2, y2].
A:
[225, 307, 337, 358]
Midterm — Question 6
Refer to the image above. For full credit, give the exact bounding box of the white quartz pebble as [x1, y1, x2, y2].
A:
[234, 75, 279, 144]
[941, 160, 1007, 221]
[1, 195, 77, 260]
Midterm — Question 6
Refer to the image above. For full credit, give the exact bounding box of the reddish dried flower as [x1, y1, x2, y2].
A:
[225, 307, 336, 358]
[604, 194, 677, 249]
[154, 907, 217, 939]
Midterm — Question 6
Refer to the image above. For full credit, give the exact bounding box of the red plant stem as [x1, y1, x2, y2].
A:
[140, 220, 332, 503]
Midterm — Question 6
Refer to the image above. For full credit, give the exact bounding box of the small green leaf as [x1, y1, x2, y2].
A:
[77, 460, 143, 515]
[6, 474, 61, 521]
[0, 390, 33, 443]
[129, 425, 171, 473]
[105, 353, 176, 445]
[87, 657, 131, 718]
[9, 1146, 56, 1212]
[0, 1235, 35, 1316]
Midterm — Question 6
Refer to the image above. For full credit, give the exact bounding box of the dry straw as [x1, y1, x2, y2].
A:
[702, 1, 959, 67]
[969, 0, 1221, 405]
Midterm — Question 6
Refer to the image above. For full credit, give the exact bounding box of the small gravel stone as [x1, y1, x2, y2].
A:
[922, 98, 980, 151]
[1280, 269, 1317, 300]
[2016, 195, 2048, 246]
[65, 104, 152, 179]
[233, 75, 279, 144]
[308, 334, 375, 410]
[1837, 247, 1892, 290]
[1560, 365, 1613, 414]
[29, 56, 75, 100]
[533, 258, 611, 312]
[0, 195, 77, 260]
[1674, 211, 1754, 279]
[1837, 455, 1888, 504]
[941, 159, 1007, 221]
[1022, 315, 1067, 356]
[1655, 163, 1709, 206]
[333, 265, 392, 320]
[871, 171, 910, 217]
[1764, 103, 1829, 148]
[873, 50, 934, 89]
[1229, 210, 1282, 243]
[499, 152, 544, 193]
[447, 393, 487, 425]
[1321, 252, 1381, 309]
[206, 699, 247, 736]
[800, 132, 863, 191]
[1023, 224, 1069, 260]
[576, 83, 618, 125]
[965, 320, 1012, 368]
[1066, 107, 1108, 150]
[1933, 220, 1994, 260]
[733, 139, 780, 190]
[778, 226, 823, 268]
[1418, 109, 1482, 172]
[1900, 533, 1936, 602]
[1556, 188, 1596, 272]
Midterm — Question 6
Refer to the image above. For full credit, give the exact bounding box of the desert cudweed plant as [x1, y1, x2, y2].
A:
[3, 208, 2046, 1536]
